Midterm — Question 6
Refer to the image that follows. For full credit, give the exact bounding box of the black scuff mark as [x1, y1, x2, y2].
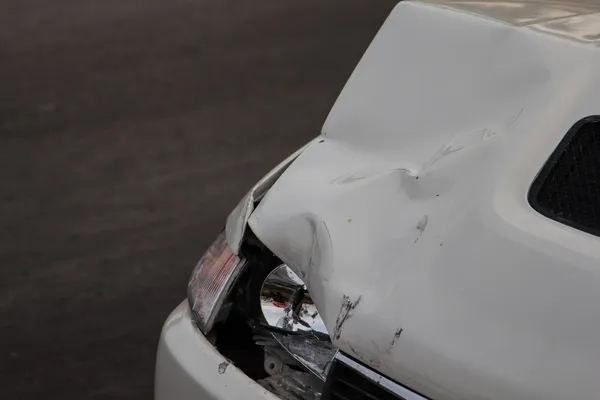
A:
[414, 215, 428, 243]
[346, 343, 360, 357]
[218, 361, 230, 375]
[386, 328, 403, 354]
[346, 342, 381, 368]
[333, 295, 362, 340]
[393, 328, 403, 344]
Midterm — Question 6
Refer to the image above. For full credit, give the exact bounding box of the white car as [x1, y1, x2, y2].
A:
[155, 1, 600, 399]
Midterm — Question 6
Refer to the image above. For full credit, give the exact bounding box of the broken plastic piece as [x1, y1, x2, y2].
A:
[258, 371, 323, 400]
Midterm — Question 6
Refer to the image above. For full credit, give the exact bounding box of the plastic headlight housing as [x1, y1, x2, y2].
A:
[187, 232, 247, 334]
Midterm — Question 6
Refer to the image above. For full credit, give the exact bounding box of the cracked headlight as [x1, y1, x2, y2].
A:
[260, 264, 329, 337]
[258, 264, 337, 386]
[187, 232, 336, 399]
[187, 232, 247, 334]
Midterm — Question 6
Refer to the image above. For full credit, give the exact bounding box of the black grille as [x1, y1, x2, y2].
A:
[530, 117, 600, 237]
[321, 358, 404, 400]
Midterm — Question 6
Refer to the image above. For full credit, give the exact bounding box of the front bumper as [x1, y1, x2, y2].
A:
[155, 301, 279, 400]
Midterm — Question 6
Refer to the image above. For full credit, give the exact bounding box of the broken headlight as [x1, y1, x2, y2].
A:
[187, 231, 336, 399]
[260, 264, 329, 338]
[256, 264, 337, 399]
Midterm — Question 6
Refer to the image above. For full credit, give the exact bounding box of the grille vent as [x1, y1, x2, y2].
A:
[322, 358, 405, 400]
[529, 117, 600, 237]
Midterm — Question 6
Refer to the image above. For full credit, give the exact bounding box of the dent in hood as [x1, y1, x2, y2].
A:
[225, 140, 313, 255]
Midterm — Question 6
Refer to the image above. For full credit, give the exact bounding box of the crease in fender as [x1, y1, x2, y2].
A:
[421, 127, 500, 173]
[306, 232, 318, 288]
[225, 139, 316, 254]
[306, 219, 333, 286]
[330, 167, 417, 186]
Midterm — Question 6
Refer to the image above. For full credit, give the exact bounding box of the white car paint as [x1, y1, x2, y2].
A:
[155, 301, 279, 400]
[247, 1, 600, 400]
[157, 1, 600, 399]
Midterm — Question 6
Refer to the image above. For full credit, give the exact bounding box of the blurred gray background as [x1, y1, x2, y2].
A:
[0, 0, 397, 398]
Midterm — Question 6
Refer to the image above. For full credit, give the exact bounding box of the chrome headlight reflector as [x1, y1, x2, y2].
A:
[259, 264, 336, 382]
[187, 232, 247, 334]
[260, 264, 329, 337]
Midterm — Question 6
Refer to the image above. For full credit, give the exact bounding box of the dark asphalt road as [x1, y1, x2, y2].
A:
[0, 1, 397, 398]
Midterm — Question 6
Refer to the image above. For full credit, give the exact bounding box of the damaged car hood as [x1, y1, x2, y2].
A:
[246, 1, 600, 400]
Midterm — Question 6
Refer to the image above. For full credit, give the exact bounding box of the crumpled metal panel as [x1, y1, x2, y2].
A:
[225, 140, 314, 255]
[247, 2, 600, 400]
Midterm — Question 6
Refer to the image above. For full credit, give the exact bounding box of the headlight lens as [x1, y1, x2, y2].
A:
[259, 264, 336, 382]
[260, 264, 329, 337]
[187, 232, 247, 334]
